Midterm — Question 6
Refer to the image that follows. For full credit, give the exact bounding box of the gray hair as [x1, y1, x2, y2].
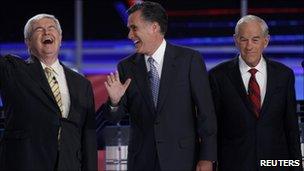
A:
[24, 14, 62, 40]
[234, 15, 269, 37]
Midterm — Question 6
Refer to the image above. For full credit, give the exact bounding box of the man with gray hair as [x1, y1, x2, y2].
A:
[0, 14, 97, 170]
[209, 15, 302, 170]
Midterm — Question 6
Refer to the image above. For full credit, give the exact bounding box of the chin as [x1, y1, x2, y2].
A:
[135, 49, 143, 54]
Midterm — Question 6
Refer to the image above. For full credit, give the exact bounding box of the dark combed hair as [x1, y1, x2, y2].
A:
[127, 1, 168, 35]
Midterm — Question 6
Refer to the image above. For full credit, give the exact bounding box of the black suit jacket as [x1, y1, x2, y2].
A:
[209, 57, 302, 171]
[101, 43, 217, 170]
[0, 55, 97, 171]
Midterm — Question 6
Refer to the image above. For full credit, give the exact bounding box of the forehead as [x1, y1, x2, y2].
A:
[127, 10, 144, 26]
[238, 21, 263, 36]
[32, 18, 56, 27]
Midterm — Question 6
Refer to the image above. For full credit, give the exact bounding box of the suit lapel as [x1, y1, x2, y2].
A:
[61, 65, 75, 119]
[260, 59, 276, 117]
[26, 56, 58, 113]
[157, 43, 176, 114]
[227, 58, 256, 117]
[130, 54, 155, 114]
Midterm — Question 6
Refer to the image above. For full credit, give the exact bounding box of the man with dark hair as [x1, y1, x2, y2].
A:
[209, 15, 302, 171]
[98, 1, 217, 171]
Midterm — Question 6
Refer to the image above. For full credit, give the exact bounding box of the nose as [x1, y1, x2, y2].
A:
[42, 28, 50, 35]
[245, 40, 253, 51]
[128, 30, 133, 40]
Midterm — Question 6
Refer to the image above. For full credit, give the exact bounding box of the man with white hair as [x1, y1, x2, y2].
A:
[0, 14, 97, 170]
[209, 15, 302, 171]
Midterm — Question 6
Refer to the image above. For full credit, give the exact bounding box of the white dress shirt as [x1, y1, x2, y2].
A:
[145, 39, 166, 78]
[239, 56, 267, 104]
[41, 60, 71, 118]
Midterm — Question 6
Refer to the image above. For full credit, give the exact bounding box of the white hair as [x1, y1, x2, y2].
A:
[24, 13, 62, 39]
[234, 15, 269, 37]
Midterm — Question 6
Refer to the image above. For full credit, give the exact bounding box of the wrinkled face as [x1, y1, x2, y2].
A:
[26, 18, 62, 58]
[127, 10, 158, 55]
[234, 21, 269, 67]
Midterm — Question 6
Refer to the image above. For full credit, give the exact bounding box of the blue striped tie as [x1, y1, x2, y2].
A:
[148, 57, 160, 107]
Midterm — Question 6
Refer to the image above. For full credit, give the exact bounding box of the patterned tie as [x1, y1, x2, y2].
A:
[148, 57, 160, 108]
[248, 68, 261, 118]
[45, 67, 64, 115]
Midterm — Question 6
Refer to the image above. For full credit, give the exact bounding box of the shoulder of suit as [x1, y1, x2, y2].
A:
[265, 59, 295, 80]
[209, 58, 236, 75]
[167, 43, 199, 55]
[1, 54, 25, 63]
[118, 52, 137, 65]
[266, 58, 293, 73]
[118, 43, 202, 66]
[0, 54, 26, 69]
[63, 65, 91, 83]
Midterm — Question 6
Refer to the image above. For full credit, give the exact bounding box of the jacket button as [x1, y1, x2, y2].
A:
[76, 150, 82, 160]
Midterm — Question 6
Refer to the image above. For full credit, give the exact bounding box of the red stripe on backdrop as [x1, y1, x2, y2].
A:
[86, 74, 108, 111]
[168, 8, 239, 16]
[86, 74, 108, 171]
[167, 8, 304, 17]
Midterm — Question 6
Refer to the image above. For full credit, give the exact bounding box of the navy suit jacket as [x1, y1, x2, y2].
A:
[101, 43, 217, 170]
[209, 57, 302, 171]
[0, 55, 97, 171]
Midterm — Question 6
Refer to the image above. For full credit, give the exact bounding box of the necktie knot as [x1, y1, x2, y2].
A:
[248, 68, 258, 76]
[148, 57, 154, 65]
[45, 67, 54, 78]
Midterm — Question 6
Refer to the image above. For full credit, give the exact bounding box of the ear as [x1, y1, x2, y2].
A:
[151, 22, 160, 33]
[233, 34, 239, 49]
[263, 35, 270, 48]
[25, 38, 31, 48]
[59, 34, 62, 47]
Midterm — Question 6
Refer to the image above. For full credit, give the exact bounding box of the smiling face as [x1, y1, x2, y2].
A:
[234, 21, 269, 67]
[25, 17, 62, 60]
[127, 10, 163, 56]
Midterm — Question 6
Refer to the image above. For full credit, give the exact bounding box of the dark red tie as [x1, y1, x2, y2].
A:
[248, 68, 261, 118]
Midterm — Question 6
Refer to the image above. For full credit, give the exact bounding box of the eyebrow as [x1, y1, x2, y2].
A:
[33, 25, 56, 31]
[32, 26, 42, 31]
[252, 36, 261, 39]
[240, 36, 261, 39]
[128, 24, 136, 29]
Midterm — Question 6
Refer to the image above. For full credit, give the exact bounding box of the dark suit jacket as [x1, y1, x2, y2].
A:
[0, 55, 97, 171]
[209, 57, 302, 171]
[101, 43, 217, 170]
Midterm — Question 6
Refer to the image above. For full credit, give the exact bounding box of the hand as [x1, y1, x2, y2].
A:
[104, 71, 131, 106]
[196, 160, 213, 171]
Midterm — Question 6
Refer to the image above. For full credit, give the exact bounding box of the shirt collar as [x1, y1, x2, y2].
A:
[239, 55, 266, 76]
[40, 59, 62, 76]
[145, 39, 166, 65]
